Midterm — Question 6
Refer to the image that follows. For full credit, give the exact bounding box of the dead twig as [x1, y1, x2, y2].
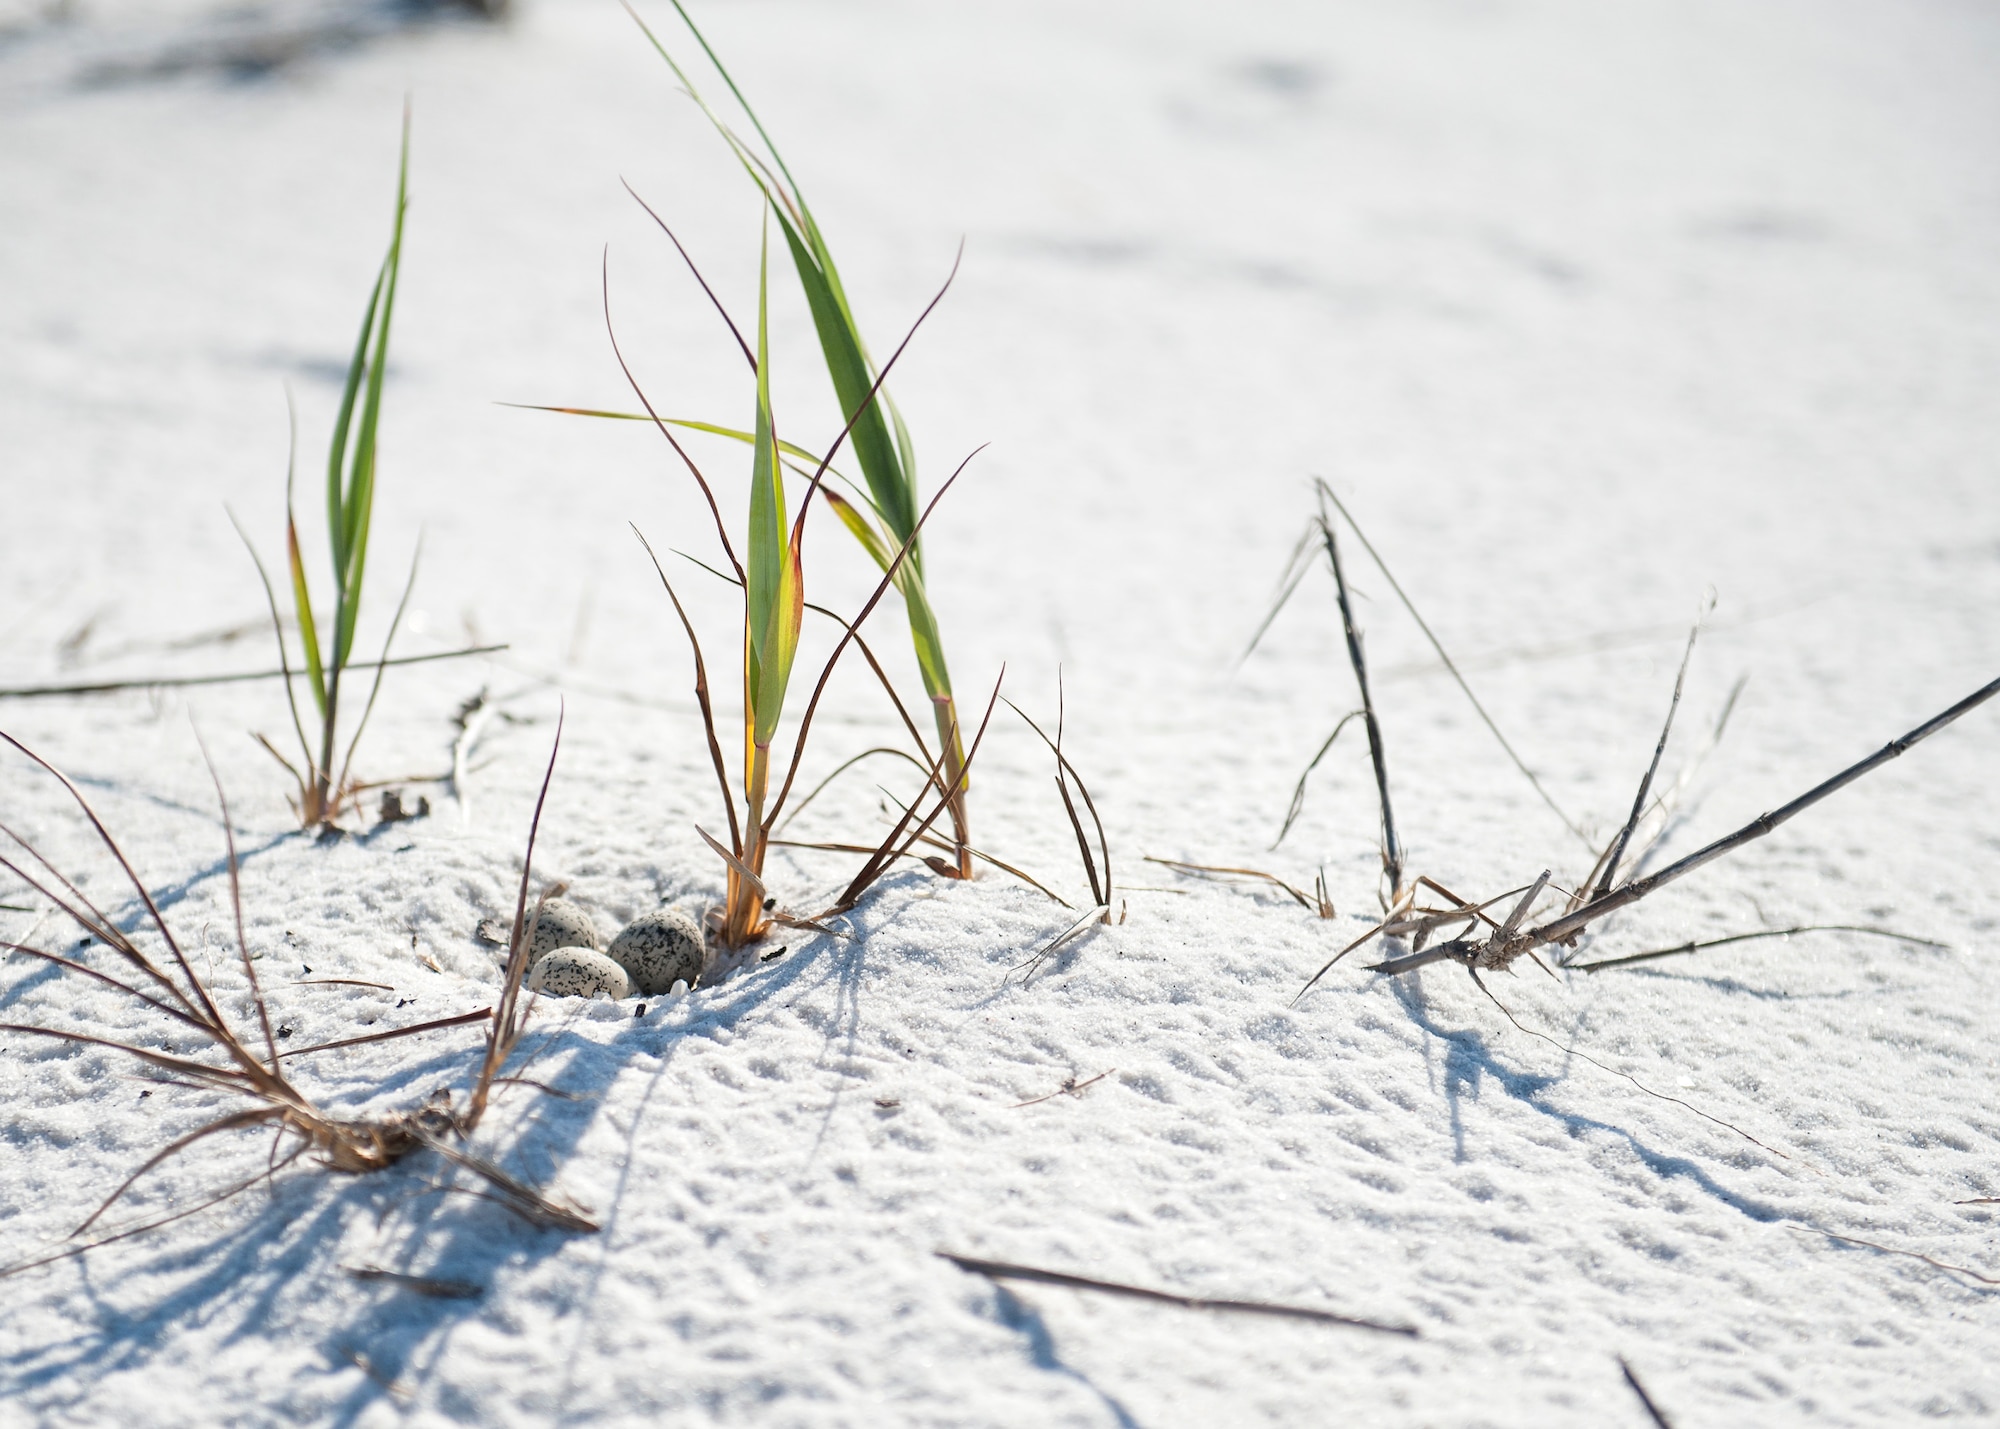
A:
[1249, 482, 1405, 902]
[0, 645, 506, 701]
[283, 1008, 492, 1059]
[1788, 1223, 2000, 1288]
[1291, 876, 1521, 1006]
[344, 1265, 483, 1299]
[1013, 905, 1109, 980]
[771, 832, 1069, 908]
[1315, 484, 1591, 848]
[1007, 675, 1113, 920]
[936, 1252, 1419, 1335]
[1315, 481, 1402, 899]
[1143, 856, 1332, 917]
[1571, 673, 1748, 914]
[1618, 1357, 1676, 1429]
[1572, 924, 1945, 974]
[1009, 1069, 1113, 1108]
[1272, 710, 1363, 849]
[1591, 602, 1706, 902]
[820, 672, 1003, 919]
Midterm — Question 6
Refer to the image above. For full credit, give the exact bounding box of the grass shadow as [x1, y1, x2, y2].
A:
[992, 1285, 1147, 1429]
[1387, 973, 1784, 1221]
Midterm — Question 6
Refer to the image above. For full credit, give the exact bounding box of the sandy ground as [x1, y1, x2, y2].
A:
[1, 0, 1998, 1423]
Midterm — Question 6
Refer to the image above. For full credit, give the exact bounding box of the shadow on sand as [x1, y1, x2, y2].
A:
[1386, 969, 1786, 1222]
[0, 898, 877, 1422]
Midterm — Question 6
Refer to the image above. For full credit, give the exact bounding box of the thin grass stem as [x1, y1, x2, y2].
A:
[1572, 924, 1946, 974]
[1316, 483, 1590, 848]
[1592, 608, 1704, 900]
[1313, 482, 1403, 899]
[1523, 673, 2000, 951]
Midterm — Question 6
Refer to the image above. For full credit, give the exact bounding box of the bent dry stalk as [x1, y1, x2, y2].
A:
[1141, 856, 1335, 919]
[1312, 484, 1594, 851]
[1005, 680, 1123, 978]
[237, 110, 419, 831]
[1298, 672, 2000, 999]
[0, 718, 596, 1282]
[1249, 481, 1406, 910]
[627, 0, 976, 877]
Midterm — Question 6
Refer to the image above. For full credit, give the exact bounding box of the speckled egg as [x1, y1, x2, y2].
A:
[608, 908, 707, 996]
[527, 946, 630, 1000]
[525, 898, 604, 964]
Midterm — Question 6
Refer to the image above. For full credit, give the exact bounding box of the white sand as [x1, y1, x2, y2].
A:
[2, 0, 1997, 1422]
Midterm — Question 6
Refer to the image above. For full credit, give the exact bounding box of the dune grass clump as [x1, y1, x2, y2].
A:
[610, 216, 992, 952]
[0, 720, 596, 1282]
[236, 113, 420, 831]
[615, 0, 977, 878]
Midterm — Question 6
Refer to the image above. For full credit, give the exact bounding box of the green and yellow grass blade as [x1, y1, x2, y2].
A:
[284, 512, 326, 719]
[823, 489, 894, 569]
[510, 406, 936, 685]
[279, 406, 329, 720]
[324, 264, 382, 611]
[629, 0, 969, 864]
[328, 115, 411, 672]
[742, 221, 801, 761]
[250, 109, 413, 828]
[773, 215, 918, 549]
[633, 0, 924, 556]
[504, 404, 888, 524]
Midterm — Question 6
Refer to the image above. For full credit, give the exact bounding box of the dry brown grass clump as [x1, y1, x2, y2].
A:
[0, 720, 597, 1281]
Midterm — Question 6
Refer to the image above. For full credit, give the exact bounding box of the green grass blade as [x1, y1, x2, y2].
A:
[823, 490, 894, 571]
[280, 391, 328, 720]
[626, 9, 916, 534]
[627, 3, 800, 227]
[822, 491, 951, 700]
[898, 570, 952, 700]
[796, 206, 869, 353]
[636, 3, 963, 765]
[335, 447, 375, 670]
[333, 114, 411, 671]
[788, 179, 958, 711]
[887, 395, 919, 502]
[663, 0, 805, 200]
[775, 212, 916, 543]
[285, 513, 327, 720]
[744, 218, 799, 750]
[325, 263, 385, 597]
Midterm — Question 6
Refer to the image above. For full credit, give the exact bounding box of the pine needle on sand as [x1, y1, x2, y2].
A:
[936, 1252, 1420, 1336]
